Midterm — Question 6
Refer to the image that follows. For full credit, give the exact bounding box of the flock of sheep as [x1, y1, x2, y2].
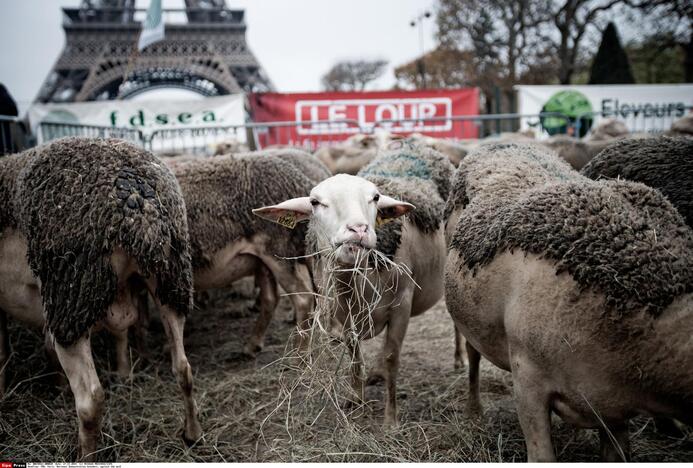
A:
[0, 113, 692, 462]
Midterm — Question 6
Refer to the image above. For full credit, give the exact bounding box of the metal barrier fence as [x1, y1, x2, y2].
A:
[0, 115, 28, 155]
[571, 108, 692, 138]
[10, 108, 687, 157]
[144, 119, 365, 154]
[370, 112, 572, 140]
[145, 125, 248, 155]
[144, 114, 571, 154]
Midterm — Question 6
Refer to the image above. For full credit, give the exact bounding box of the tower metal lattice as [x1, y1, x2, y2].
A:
[36, 0, 274, 103]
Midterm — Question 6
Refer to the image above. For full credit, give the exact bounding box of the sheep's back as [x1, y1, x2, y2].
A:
[445, 142, 579, 220]
[263, 148, 332, 184]
[581, 136, 693, 228]
[175, 153, 314, 269]
[15, 137, 193, 346]
[450, 178, 693, 317]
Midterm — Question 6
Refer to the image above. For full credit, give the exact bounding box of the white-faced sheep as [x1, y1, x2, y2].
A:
[172, 149, 329, 354]
[581, 136, 693, 228]
[406, 133, 469, 167]
[212, 138, 250, 156]
[254, 143, 454, 426]
[444, 142, 693, 461]
[313, 133, 386, 175]
[0, 137, 201, 460]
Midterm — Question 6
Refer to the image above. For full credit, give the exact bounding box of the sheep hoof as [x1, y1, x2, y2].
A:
[383, 417, 399, 430]
[243, 342, 263, 357]
[454, 358, 466, 371]
[655, 417, 685, 439]
[181, 424, 202, 447]
[366, 371, 385, 386]
[465, 400, 483, 420]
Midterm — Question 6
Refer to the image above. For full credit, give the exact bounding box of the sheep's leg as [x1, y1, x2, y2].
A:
[284, 263, 313, 352]
[466, 341, 482, 417]
[599, 422, 630, 462]
[454, 324, 467, 370]
[54, 334, 104, 461]
[511, 354, 556, 462]
[244, 263, 279, 356]
[159, 304, 202, 445]
[382, 290, 413, 428]
[132, 289, 150, 360]
[259, 257, 314, 352]
[45, 332, 68, 387]
[113, 328, 130, 379]
[346, 336, 365, 406]
[0, 308, 8, 396]
[366, 340, 385, 385]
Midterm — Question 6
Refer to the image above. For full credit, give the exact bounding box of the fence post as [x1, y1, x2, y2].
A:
[140, 131, 151, 151]
[494, 86, 501, 135]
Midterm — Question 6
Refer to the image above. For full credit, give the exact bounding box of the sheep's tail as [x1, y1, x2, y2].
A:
[17, 137, 193, 346]
[111, 165, 194, 319]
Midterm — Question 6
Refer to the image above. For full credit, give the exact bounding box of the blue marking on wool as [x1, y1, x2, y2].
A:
[361, 153, 432, 180]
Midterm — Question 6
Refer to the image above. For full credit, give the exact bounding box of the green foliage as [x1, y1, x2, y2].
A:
[627, 35, 686, 84]
[589, 23, 635, 84]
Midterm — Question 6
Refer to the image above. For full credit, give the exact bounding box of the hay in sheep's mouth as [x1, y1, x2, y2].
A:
[311, 247, 417, 341]
[281, 244, 418, 345]
[262, 246, 418, 450]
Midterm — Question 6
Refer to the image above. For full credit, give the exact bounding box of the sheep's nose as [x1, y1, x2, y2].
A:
[347, 223, 369, 237]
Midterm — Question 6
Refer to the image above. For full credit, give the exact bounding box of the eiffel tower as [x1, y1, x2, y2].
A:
[36, 0, 274, 103]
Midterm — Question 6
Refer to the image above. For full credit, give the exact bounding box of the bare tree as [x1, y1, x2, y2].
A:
[435, 0, 633, 86]
[394, 48, 476, 89]
[321, 60, 388, 91]
[549, 0, 626, 84]
[437, 0, 550, 85]
[435, 0, 555, 111]
[627, 0, 693, 81]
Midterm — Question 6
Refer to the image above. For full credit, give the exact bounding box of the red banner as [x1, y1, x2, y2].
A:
[248, 88, 479, 149]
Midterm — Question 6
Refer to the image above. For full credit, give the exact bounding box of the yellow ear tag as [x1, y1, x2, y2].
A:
[376, 215, 392, 227]
[277, 212, 297, 229]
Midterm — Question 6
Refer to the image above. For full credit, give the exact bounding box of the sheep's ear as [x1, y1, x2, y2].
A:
[377, 195, 415, 226]
[253, 197, 312, 229]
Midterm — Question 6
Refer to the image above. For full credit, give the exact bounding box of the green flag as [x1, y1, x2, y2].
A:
[138, 0, 165, 51]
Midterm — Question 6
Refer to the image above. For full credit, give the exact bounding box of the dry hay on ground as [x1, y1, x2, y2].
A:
[1, 279, 691, 462]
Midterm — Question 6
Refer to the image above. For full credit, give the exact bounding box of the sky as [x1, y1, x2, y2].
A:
[0, 0, 437, 115]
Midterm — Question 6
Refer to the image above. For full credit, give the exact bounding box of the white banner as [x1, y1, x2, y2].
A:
[28, 94, 246, 140]
[515, 84, 693, 138]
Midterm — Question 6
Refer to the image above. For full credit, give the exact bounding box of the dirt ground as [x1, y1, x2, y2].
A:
[1, 279, 691, 462]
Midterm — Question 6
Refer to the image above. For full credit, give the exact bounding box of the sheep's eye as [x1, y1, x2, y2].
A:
[310, 199, 320, 207]
[372, 194, 380, 203]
